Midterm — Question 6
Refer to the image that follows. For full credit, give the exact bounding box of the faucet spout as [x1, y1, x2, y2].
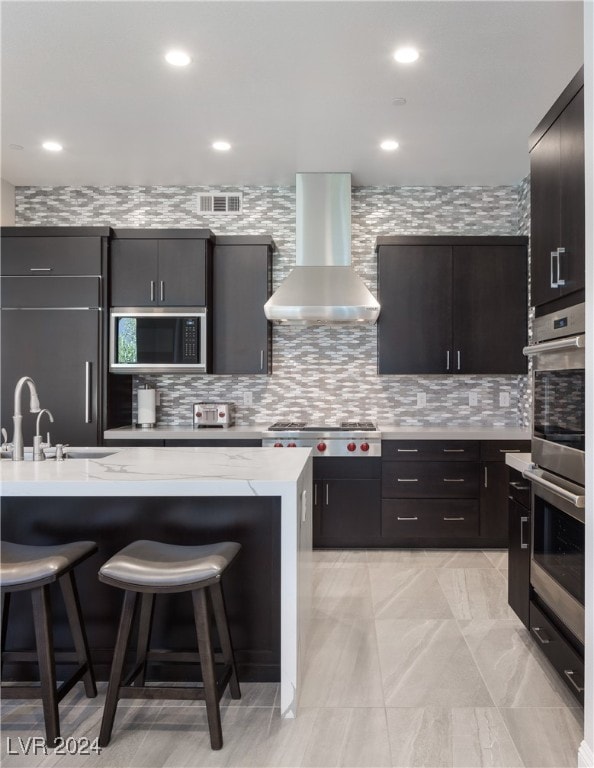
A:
[12, 376, 42, 461]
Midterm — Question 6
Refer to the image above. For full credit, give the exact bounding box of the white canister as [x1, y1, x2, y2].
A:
[137, 386, 157, 428]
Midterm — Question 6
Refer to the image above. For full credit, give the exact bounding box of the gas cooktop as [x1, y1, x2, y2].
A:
[268, 421, 377, 431]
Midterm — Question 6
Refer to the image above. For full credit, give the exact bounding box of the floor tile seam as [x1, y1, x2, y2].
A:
[366, 559, 391, 713]
[448, 618, 498, 710]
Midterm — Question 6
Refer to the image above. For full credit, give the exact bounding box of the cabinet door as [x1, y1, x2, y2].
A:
[480, 462, 510, 544]
[452, 245, 527, 374]
[1, 309, 100, 446]
[378, 245, 452, 374]
[158, 240, 207, 306]
[1, 237, 102, 276]
[111, 239, 158, 306]
[508, 498, 531, 627]
[318, 478, 381, 546]
[213, 244, 271, 374]
[558, 88, 585, 298]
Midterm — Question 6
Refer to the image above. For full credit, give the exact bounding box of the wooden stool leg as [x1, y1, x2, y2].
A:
[31, 586, 60, 748]
[1, 591, 11, 672]
[99, 590, 137, 748]
[60, 571, 97, 698]
[210, 582, 241, 699]
[192, 589, 222, 750]
[134, 593, 155, 686]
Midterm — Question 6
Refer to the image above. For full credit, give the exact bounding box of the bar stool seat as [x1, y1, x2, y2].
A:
[1, 540, 98, 747]
[98, 540, 241, 750]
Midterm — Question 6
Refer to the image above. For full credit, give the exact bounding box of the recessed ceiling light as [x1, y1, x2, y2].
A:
[380, 140, 399, 151]
[9, 143, 24, 151]
[165, 50, 191, 67]
[212, 141, 231, 152]
[42, 141, 63, 152]
[393, 47, 419, 64]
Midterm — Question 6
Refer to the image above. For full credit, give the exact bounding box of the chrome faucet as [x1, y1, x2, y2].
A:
[12, 376, 41, 461]
[33, 409, 54, 461]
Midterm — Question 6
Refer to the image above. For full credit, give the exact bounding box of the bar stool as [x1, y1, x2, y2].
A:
[98, 539, 241, 750]
[1, 540, 98, 747]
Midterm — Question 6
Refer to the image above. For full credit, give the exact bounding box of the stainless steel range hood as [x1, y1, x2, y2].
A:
[264, 173, 380, 324]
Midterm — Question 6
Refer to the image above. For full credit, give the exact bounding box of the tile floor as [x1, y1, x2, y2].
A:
[1, 549, 584, 767]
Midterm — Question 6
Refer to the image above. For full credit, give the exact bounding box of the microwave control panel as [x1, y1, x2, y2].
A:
[182, 318, 199, 362]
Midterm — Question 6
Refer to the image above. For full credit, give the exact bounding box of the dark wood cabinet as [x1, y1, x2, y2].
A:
[111, 229, 213, 307]
[213, 236, 273, 374]
[481, 441, 530, 546]
[313, 458, 381, 547]
[377, 237, 527, 374]
[508, 467, 531, 627]
[530, 68, 584, 312]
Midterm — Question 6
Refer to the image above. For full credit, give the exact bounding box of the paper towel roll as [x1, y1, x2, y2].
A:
[137, 387, 156, 428]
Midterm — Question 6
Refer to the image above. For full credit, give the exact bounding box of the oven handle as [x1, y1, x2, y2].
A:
[523, 468, 585, 509]
[522, 334, 584, 357]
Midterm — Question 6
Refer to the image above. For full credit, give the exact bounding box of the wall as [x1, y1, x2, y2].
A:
[1, 178, 16, 224]
[15, 183, 530, 427]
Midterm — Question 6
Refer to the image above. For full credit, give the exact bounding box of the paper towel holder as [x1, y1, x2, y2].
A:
[137, 384, 158, 429]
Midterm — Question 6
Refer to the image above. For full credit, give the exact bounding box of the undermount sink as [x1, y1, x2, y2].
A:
[1, 449, 117, 461]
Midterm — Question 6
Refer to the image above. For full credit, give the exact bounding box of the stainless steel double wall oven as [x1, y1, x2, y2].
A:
[523, 302, 585, 647]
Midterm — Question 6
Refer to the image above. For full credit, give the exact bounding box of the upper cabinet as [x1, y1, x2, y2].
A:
[110, 229, 213, 307]
[530, 68, 584, 313]
[377, 236, 528, 375]
[212, 236, 273, 375]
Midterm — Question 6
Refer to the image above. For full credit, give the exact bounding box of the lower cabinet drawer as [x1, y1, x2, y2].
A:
[530, 601, 584, 705]
[382, 461, 479, 498]
[382, 500, 479, 538]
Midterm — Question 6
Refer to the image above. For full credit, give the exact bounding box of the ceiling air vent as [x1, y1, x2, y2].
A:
[198, 192, 243, 214]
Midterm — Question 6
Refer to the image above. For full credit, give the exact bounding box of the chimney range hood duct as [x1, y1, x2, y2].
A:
[264, 173, 380, 325]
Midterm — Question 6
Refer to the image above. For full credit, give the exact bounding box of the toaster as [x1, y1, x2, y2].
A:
[193, 402, 235, 428]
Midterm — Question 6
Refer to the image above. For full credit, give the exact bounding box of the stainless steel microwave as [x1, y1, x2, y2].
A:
[110, 307, 208, 374]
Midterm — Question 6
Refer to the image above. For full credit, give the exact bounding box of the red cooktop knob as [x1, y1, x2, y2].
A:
[274, 442, 283, 448]
[288, 442, 297, 447]
[347, 442, 357, 452]
[317, 442, 327, 452]
[196, 411, 202, 417]
[219, 412, 225, 418]
[360, 442, 370, 452]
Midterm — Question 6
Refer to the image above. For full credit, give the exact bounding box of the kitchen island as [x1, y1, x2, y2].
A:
[0, 445, 313, 718]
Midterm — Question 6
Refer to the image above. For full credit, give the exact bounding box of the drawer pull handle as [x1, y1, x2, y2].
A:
[29, 267, 53, 272]
[532, 627, 551, 644]
[563, 670, 584, 693]
[397, 448, 418, 453]
[520, 516, 529, 549]
[501, 449, 521, 453]
[397, 516, 418, 521]
[443, 449, 464, 453]
[510, 481, 530, 490]
[397, 478, 418, 482]
[443, 478, 465, 483]
[443, 516, 465, 521]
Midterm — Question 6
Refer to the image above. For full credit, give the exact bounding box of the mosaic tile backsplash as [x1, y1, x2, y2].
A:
[15, 182, 531, 427]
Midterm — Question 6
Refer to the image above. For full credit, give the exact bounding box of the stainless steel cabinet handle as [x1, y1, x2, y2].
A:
[556, 247, 566, 286]
[314, 483, 317, 506]
[150, 280, 155, 302]
[563, 670, 584, 693]
[85, 362, 92, 423]
[484, 467, 488, 488]
[509, 481, 529, 490]
[457, 350, 461, 371]
[501, 449, 521, 453]
[532, 626, 551, 644]
[397, 448, 418, 453]
[397, 516, 418, 521]
[444, 516, 465, 521]
[550, 249, 557, 288]
[260, 350, 264, 370]
[397, 478, 418, 482]
[160, 281, 165, 302]
[29, 267, 53, 272]
[446, 350, 450, 371]
[325, 483, 329, 505]
[520, 516, 529, 549]
[443, 448, 464, 453]
[443, 478, 464, 483]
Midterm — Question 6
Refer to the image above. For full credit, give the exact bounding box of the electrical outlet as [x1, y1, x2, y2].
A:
[468, 392, 478, 406]
[243, 391, 253, 406]
[416, 392, 426, 408]
[499, 392, 510, 407]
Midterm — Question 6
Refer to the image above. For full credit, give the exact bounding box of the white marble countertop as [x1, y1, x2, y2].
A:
[104, 424, 531, 441]
[505, 452, 534, 473]
[0, 445, 313, 719]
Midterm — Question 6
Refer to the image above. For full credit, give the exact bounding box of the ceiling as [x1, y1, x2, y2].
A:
[0, 0, 584, 188]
